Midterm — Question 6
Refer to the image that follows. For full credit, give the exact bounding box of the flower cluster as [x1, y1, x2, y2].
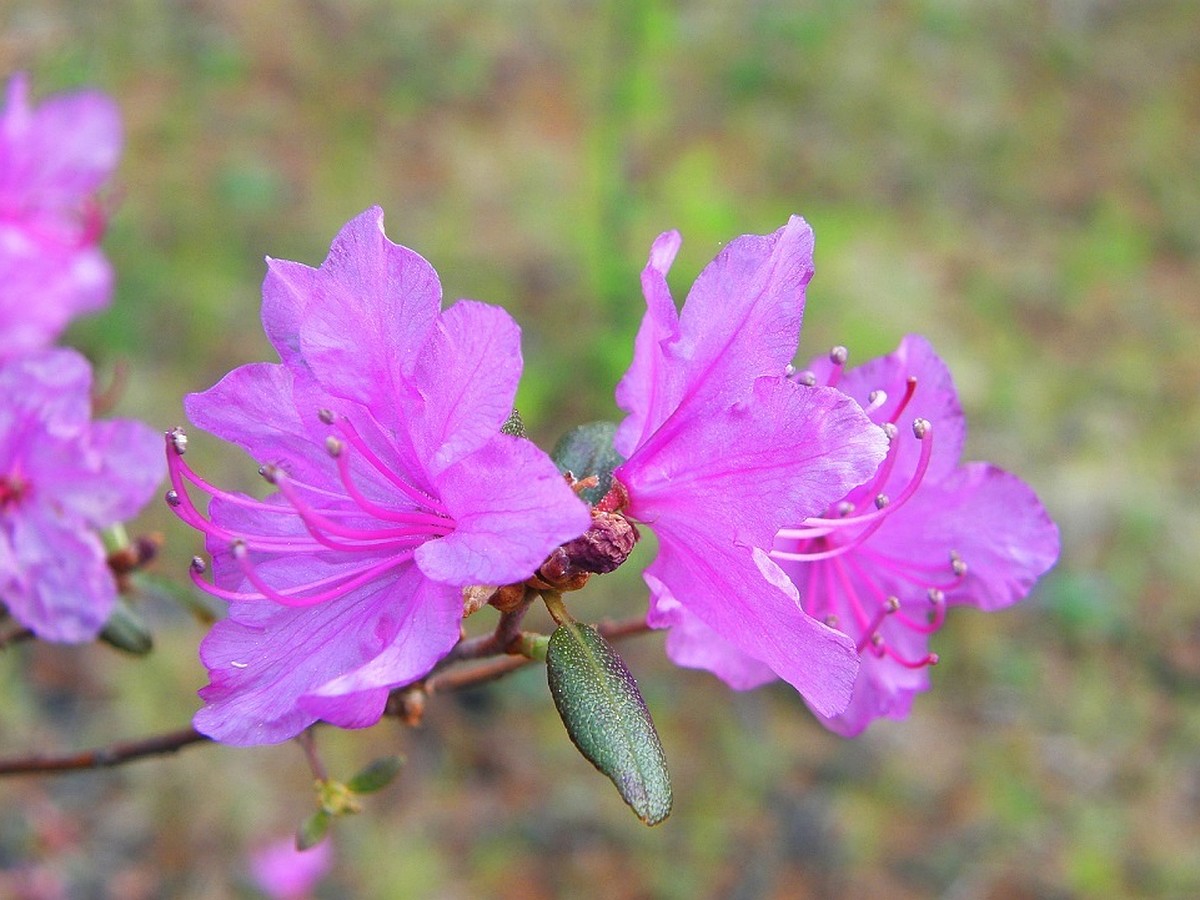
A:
[0, 74, 161, 645]
[163, 207, 1059, 743]
[0, 71, 1059, 746]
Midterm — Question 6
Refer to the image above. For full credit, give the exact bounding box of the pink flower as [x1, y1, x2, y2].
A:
[664, 335, 1061, 735]
[609, 220, 889, 717]
[0, 349, 163, 642]
[249, 837, 332, 900]
[167, 207, 590, 745]
[0, 73, 121, 359]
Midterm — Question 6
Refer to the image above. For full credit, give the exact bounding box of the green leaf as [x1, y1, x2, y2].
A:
[551, 421, 624, 506]
[501, 407, 526, 437]
[546, 622, 672, 826]
[295, 810, 331, 851]
[346, 755, 405, 794]
[98, 600, 154, 655]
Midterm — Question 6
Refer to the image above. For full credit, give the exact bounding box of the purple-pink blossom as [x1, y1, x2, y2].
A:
[608, 219, 889, 717]
[774, 335, 1059, 734]
[662, 335, 1061, 735]
[249, 837, 332, 900]
[0, 73, 121, 359]
[0, 348, 163, 642]
[167, 207, 590, 746]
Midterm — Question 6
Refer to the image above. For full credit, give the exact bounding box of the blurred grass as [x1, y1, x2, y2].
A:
[2, 0, 1198, 897]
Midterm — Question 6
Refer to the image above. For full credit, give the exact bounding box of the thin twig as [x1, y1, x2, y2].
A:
[0, 614, 653, 777]
[0, 727, 208, 776]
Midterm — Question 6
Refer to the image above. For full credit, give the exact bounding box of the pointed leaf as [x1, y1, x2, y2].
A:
[295, 810, 331, 851]
[546, 622, 672, 825]
[551, 421, 624, 506]
[98, 600, 153, 655]
[346, 755, 405, 794]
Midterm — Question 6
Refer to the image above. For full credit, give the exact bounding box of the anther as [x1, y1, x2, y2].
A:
[829, 346, 848, 366]
[165, 490, 181, 507]
[259, 464, 279, 484]
[231, 539, 248, 558]
[912, 418, 930, 440]
[836, 500, 855, 517]
[950, 552, 967, 577]
[928, 588, 945, 605]
[874, 494, 890, 509]
[784, 363, 796, 377]
[190, 556, 207, 574]
[167, 428, 188, 455]
[317, 408, 335, 425]
[824, 615, 840, 628]
[882, 422, 899, 441]
[325, 436, 343, 457]
[885, 596, 901, 613]
[797, 371, 817, 386]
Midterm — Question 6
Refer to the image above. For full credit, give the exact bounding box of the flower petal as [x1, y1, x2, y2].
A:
[646, 579, 777, 690]
[416, 435, 590, 585]
[297, 207, 440, 419]
[614, 230, 683, 457]
[412, 300, 523, 473]
[868, 461, 1060, 612]
[646, 525, 858, 715]
[194, 567, 458, 745]
[1, 506, 114, 642]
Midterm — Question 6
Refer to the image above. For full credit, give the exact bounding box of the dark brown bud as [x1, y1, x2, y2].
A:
[560, 510, 639, 575]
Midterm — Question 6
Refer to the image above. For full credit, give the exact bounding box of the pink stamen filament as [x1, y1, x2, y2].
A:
[333, 416, 449, 516]
[332, 446, 453, 529]
[886, 377, 918, 425]
[230, 543, 413, 608]
[271, 471, 448, 549]
[772, 420, 934, 563]
[190, 549, 412, 607]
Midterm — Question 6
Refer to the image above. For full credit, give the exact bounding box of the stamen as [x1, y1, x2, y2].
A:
[826, 346, 848, 386]
[332, 415, 449, 515]
[886, 377, 919, 424]
[227, 541, 415, 608]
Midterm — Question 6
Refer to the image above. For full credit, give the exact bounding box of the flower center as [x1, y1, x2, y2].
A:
[0, 465, 29, 512]
[163, 411, 456, 608]
[772, 347, 967, 668]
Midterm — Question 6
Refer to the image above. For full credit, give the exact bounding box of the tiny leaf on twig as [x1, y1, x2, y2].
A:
[98, 600, 154, 655]
[346, 755, 405, 794]
[546, 621, 672, 826]
[296, 810, 331, 851]
[551, 421, 624, 506]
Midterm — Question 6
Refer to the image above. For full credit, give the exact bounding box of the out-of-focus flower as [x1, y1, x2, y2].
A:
[607, 220, 888, 717]
[664, 335, 1060, 735]
[167, 207, 590, 745]
[249, 837, 332, 900]
[0, 349, 162, 642]
[0, 73, 121, 359]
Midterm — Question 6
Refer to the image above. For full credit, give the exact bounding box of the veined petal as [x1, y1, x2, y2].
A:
[297, 207, 440, 418]
[647, 525, 858, 716]
[614, 230, 683, 457]
[806, 333, 966, 480]
[193, 566, 449, 745]
[620, 377, 888, 548]
[416, 435, 590, 586]
[675, 216, 814, 402]
[646, 579, 777, 690]
[867, 461, 1060, 612]
[3, 506, 115, 642]
[413, 300, 524, 473]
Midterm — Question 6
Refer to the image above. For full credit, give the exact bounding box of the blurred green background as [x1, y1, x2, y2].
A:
[2, 1, 1198, 897]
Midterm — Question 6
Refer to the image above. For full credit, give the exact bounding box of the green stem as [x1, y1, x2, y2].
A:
[541, 591, 574, 626]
